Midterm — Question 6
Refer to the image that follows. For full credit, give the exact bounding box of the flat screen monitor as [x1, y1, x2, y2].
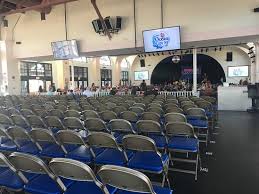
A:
[51, 40, 79, 60]
[143, 26, 181, 52]
[228, 66, 249, 77]
[134, 71, 149, 81]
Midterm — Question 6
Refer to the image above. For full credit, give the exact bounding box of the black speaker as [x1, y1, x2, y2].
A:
[140, 59, 145, 67]
[104, 17, 113, 30]
[92, 19, 103, 33]
[41, 12, 46, 21]
[115, 16, 122, 30]
[254, 7, 259, 12]
[226, 52, 233, 61]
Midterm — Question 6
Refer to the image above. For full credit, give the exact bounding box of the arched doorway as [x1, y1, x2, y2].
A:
[151, 54, 226, 84]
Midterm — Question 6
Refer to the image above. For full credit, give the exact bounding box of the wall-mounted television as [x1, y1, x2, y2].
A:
[143, 26, 181, 53]
[51, 40, 79, 60]
[134, 71, 149, 81]
[228, 66, 249, 77]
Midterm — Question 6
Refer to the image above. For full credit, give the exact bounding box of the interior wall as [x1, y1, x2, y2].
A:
[131, 47, 250, 85]
[0, 0, 258, 59]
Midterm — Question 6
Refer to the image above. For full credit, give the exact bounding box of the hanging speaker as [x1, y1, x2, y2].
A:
[140, 59, 145, 67]
[92, 19, 104, 33]
[115, 16, 122, 30]
[104, 17, 113, 31]
[226, 52, 233, 61]
[41, 12, 46, 21]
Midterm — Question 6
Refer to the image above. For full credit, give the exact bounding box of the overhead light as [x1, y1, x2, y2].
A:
[251, 55, 255, 58]
[41, 12, 46, 21]
[248, 51, 254, 55]
[3, 19, 8, 27]
[249, 47, 254, 50]
[219, 47, 222, 51]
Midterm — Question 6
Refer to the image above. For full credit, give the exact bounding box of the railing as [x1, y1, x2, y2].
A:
[92, 91, 200, 98]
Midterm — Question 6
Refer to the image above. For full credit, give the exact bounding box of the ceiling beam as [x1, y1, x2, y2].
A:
[91, 0, 112, 40]
[0, 0, 77, 16]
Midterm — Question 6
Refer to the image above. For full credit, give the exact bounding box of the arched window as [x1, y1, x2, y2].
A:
[100, 56, 111, 67]
[121, 58, 129, 69]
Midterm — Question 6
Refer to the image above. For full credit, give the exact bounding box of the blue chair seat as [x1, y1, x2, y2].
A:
[0, 169, 24, 191]
[206, 111, 213, 119]
[40, 144, 78, 158]
[95, 148, 133, 166]
[116, 185, 172, 194]
[64, 181, 117, 194]
[127, 152, 169, 173]
[147, 134, 167, 149]
[187, 119, 208, 128]
[25, 174, 74, 194]
[115, 134, 125, 144]
[18, 142, 39, 154]
[66, 145, 104, 163]
[51, 127, 60, 134]
[0, 140, 17, 152]
[0, 166, 8, 174]
[168, 136, 198, 152]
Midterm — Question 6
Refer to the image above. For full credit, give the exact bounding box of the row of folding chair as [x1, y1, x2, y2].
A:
[0, 152, 173, 194]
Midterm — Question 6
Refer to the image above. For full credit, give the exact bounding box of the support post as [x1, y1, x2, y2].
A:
[255, 42, 259, 83]
[193, 48, 197, 93]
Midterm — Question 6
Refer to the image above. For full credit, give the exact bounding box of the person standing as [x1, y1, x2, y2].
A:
[38, 85, 43, 93]
[140, 80, 147, 91]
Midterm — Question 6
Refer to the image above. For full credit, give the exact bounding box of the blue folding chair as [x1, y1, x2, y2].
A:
[0, 152, 32, 192]
[186, 108, 209, 146]
[49, 158, 116, 194]
[30, 128, 77, 158]
[122, 134, 170, 187]
[98, 165, 173, 194]
[136, 120, 167, 150]
[56, 130, 97, 164]
[11, 114, 31, 131]
[88, 132, 130, 166]
[0, 113, 14, 129]
[0, 127, 17, 153]
[9, 152, 73, 194]
[45, 116, 66, 133]
[109, 119, 137, 144]
[7, 126, 40, 155]
[166, 122, 200, 180]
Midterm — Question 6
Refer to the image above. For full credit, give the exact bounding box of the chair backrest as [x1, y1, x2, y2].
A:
[81, 105, 94, 111]
[109, 119, 136, 134]
[166, 122, 195, 137]
[45, 116, 65, 130]
[34, 109, 48, 118]
[63, 117, 85, 130]
[166, 107, 184, 114]
[120, 111, 138, 123]
[49, 158, 109, 193]
[0, 127, 12, 140]
[132, 103, 146, 109]
[165, 113, 187, 123]
[87, 132, 121, 150]
[11, 114, 30, 128]
[186, 108, 206, 118]
[7, 126, 35, 148]
[8, 108, 20, 116]
[99, 111, 117, 122]
[0, 113, 13, 126]
[49, 109, 65, 120]
[112, 106, 127, 116]
[65, 110, 81, 118]
[136, 120, 162, 134]
[27, 115, 47, 128]
[82, 110, 99, 119]
[20, 109, 34, 117]
[98, 165, 156, 194]
[84, 118, 108, 132]
[129, 107, 144, 114]
[30, 128, 59, 150]
[146, 107, 164, 115]
[9, 152, 66, 191]
[182, 104, 198, 112]
[56, 104, 67, 112]
[122, 134, 158, 153]
[141, 112, 160, 123]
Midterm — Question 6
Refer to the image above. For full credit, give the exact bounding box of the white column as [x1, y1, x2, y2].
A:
[193, 48, 197, 92]
[255, 42, 259, 83]
[71, 62, 75, 90]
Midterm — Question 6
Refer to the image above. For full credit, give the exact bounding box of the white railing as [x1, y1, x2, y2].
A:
[92, 90, 200, 98]
[158, 91, 200, 97]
